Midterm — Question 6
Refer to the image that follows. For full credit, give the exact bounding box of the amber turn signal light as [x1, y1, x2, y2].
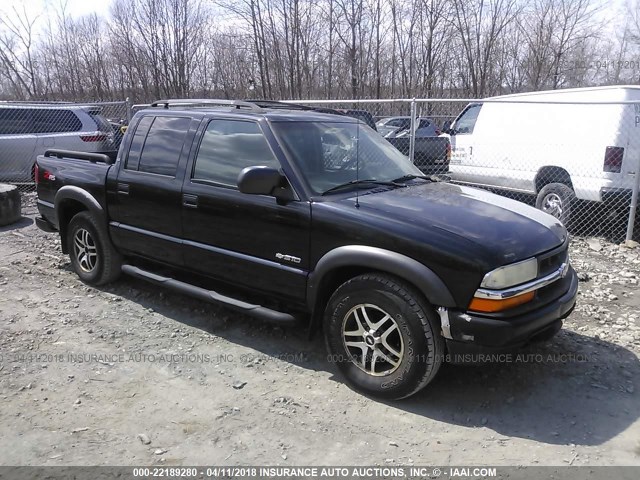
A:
[468, 291, 535, 313]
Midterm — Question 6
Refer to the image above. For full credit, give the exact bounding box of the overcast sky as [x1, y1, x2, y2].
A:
[0, 0, 627, 37]
[1, 0, 114, 24]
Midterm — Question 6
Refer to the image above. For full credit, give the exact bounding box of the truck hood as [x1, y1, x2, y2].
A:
[332, 181, 566, 264]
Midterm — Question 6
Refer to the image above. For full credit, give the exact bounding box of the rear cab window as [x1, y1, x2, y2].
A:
[125, 115, 191, 176]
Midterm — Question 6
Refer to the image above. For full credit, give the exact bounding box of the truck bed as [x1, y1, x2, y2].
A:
[35, 149, 115, 229]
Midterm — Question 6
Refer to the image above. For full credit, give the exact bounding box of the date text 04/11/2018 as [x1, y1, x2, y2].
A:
[563, 60, 640, 70]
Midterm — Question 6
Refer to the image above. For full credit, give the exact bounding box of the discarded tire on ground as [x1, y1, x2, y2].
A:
[0, 184, 21, 227]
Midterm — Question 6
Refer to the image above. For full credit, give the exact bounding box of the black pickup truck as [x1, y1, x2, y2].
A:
[35, 99, 578, 399]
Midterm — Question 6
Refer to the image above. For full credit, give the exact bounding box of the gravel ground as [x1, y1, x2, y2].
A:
[0, 193, 639, 466]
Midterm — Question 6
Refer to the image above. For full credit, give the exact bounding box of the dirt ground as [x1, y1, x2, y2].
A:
[0, 193, 639, 467]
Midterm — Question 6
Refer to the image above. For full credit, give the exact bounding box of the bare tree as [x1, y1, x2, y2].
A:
[451, 0, 521, 97]
[0, 6, 42, 99]
[548, 0, 601, 89]
[0, 0, 624, 103]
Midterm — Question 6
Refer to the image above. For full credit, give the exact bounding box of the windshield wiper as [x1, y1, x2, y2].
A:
[392, 174, 440, 183]
[321, 179, 405, 196]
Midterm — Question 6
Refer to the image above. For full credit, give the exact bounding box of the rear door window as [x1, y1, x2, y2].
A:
[127, 116, 191, 176]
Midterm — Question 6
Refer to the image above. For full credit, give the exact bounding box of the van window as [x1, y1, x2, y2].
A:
[31, 109, 82, 133]
[0, 108, 31, 134]
[136, 116, 191, 176]
[454, 104, 482, 134]
[192, 119, 279, 187]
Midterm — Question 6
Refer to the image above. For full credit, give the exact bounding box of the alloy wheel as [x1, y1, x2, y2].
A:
[73, 228, 98, 273]
[341, 303, 405, 376]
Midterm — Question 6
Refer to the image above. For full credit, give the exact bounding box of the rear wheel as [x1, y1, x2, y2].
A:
[324, 273, 444, 399]
[67, 211, 121, 285]
[536, 183, 575, 226]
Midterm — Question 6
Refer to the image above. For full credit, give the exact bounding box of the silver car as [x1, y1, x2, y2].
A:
[383, 117, 441, 138]
[376, 116, 411, 137]
[0, 104, 116, 183]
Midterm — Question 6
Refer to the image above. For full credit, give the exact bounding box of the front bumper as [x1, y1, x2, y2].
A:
[443, 265, 578, 358]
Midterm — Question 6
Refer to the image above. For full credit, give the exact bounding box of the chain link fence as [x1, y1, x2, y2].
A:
[0, 100, 130, 190]
[2, 95, 639, 243]
[290, 94, 640, 243]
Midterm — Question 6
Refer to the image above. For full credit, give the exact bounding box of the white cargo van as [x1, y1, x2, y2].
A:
[444, 86, 640, 224]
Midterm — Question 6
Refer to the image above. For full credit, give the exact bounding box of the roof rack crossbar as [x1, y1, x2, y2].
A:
[150, 99, 262, 111]
[244, 99, 348, 116]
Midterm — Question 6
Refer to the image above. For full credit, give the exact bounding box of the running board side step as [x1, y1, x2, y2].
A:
[121, 265, 297, 325]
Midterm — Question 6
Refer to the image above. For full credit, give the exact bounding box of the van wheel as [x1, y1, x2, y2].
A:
[67, 211, 122, 286]
[536, 183, 575, 225]
[324, 273, 444, 400]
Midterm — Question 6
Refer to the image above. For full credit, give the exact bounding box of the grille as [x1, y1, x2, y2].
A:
[538, 246, 569, 278]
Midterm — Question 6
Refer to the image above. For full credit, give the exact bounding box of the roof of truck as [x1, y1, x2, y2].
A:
[139, 106, 360, 123]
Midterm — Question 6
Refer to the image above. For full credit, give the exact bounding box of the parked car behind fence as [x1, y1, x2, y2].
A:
[442, 85, 640, 239]
[376, 116, 411, 137]
[0, 102, 125, 186]
[6, 94, 639, 241]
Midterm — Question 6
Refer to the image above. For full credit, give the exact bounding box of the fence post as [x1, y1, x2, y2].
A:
[409, 98, 417, 164]
[626, 158, 640, 242]
[125, 97, 132, 124]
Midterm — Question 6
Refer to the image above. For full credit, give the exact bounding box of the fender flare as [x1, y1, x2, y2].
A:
[54, 186, 106, 252]
[307, 245, 456, 312]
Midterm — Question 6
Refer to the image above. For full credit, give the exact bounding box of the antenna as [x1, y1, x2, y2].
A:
[355, 123, 360, 209]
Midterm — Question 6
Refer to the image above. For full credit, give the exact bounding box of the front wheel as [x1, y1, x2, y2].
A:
[67, 211, 122, 286]
[324, 273, 444, 399]
[536, 183, 575, 226]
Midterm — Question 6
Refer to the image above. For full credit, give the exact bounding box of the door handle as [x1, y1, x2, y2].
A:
[182, 194, 198, 209]
[117, 183, 129, 195]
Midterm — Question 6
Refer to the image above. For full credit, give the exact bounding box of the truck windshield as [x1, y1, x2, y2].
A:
[271, 121, 423, 195]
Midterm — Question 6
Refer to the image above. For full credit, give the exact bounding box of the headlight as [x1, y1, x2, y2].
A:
[480, 257, 538, 289]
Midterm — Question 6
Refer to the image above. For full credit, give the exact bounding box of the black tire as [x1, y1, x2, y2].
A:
[67, 211, 122, 286]
[324, 273, 444, 400]
[536, 183, 575, 226]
